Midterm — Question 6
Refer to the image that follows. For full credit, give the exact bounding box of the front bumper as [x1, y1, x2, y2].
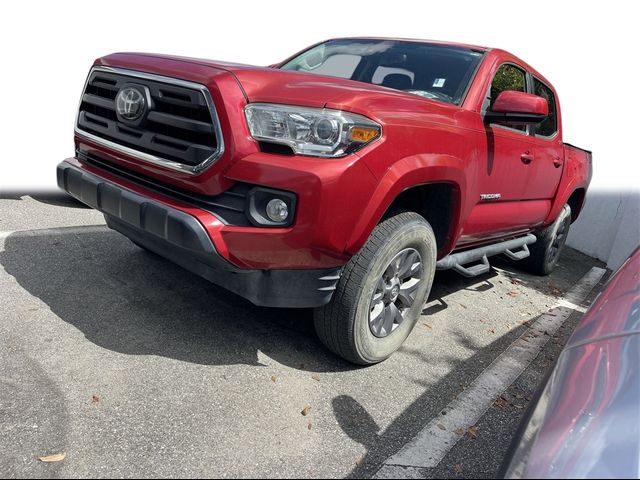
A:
[57, 161, 341, 308]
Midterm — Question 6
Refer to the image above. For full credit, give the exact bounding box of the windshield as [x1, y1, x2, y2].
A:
[280, 39, 485, 105]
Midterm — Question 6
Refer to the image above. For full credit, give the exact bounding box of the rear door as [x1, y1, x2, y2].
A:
[524, 78, 564, 199]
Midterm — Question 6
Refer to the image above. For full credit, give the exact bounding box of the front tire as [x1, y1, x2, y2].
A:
[314, 211, 437, 365]
[521, 204, 572, 275]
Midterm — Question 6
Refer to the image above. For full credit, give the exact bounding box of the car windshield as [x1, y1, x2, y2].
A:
[280, 39, 485, 105]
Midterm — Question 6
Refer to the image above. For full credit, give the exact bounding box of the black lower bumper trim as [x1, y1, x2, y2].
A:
[57, 161, 341, 308]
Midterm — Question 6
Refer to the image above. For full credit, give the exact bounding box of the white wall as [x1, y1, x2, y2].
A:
[567, 191, 639, 271]
[1, 0, 638, 265]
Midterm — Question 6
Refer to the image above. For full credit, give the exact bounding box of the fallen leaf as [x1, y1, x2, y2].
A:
[301, 406, 311, 416]
[38, 453, 66, 463]
[459, 303, 467, 309]
[271, 376, 278, 383]
[550, 286, 563, 296]
[311, 374, 321, 382]
[525, 395, 533, 402]
[507, 291, 519, 297]
[91, 395, 99, 404]
[307, 422, 312, 430]
[468, 426, 478, 439]
[454, 428, 465, 436]
[493, 397, 510, 409]
[453, 464, 463, 474]
[436, 423, 446, 430]
[423, 323, 433, 329]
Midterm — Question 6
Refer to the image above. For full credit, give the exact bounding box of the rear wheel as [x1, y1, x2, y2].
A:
[314, 211, 437, 365]
[521, 204, 572, 275]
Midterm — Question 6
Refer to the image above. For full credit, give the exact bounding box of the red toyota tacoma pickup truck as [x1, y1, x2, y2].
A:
[57, 38, 592, 364]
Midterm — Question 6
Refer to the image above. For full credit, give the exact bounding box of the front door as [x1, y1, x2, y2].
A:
[460, 63, 549, 245]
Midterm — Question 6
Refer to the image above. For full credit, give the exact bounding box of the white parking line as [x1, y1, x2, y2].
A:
[375, 266, 606, 475]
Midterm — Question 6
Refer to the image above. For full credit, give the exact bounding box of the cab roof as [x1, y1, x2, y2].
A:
[327, 36, 491, 53]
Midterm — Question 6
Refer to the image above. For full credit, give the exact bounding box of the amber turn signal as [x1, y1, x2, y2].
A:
[349, 126, 380, 143]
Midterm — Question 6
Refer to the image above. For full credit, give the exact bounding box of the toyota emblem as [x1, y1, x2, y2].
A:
[116, 87, 146, 121]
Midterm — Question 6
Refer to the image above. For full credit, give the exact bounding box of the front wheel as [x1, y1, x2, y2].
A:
[521, 204, 572, 275]
[314, 211, 437, 365]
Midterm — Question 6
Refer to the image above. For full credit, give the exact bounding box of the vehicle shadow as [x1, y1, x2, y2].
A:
[423, 267, 498, 316]
[0, 226, 347, 372]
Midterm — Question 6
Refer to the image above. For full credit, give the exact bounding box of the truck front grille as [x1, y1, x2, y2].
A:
[76, 67, 224, 174]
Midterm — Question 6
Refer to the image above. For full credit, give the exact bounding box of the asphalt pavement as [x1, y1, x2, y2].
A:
[0, 193, 607, 478]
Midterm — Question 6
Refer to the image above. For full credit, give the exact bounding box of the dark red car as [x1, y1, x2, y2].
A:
[57, 38, 592, 363]
[502, 248, 640, 478]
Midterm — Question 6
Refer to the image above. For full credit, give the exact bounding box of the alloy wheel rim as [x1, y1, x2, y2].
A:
[369, 248, 423, 338]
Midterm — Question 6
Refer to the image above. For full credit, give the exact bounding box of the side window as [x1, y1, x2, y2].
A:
[533, 79, 557, 137]
[489, 64, 527, 132]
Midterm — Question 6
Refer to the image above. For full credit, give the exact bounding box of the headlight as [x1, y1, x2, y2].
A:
[244, 103, 381, 158]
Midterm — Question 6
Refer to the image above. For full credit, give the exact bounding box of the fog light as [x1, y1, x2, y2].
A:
[246, 187, 296, 227]
[266, 198, 289, 222]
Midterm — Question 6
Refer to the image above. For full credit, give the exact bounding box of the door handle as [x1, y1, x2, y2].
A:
[520, 152, 534, 165]
[553, 156, 563, 168]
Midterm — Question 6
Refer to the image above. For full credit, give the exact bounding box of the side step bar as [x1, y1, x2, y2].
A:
[436, 234, 537, 278]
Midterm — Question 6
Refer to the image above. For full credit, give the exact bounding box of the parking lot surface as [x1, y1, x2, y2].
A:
[0, 193, 606, 478]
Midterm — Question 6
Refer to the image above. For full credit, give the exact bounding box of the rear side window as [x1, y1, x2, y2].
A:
[533, 79, 558, 137]
[489, 63, 527, 131]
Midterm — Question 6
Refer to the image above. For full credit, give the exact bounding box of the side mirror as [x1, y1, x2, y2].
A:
[486, 91, 548, 125]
